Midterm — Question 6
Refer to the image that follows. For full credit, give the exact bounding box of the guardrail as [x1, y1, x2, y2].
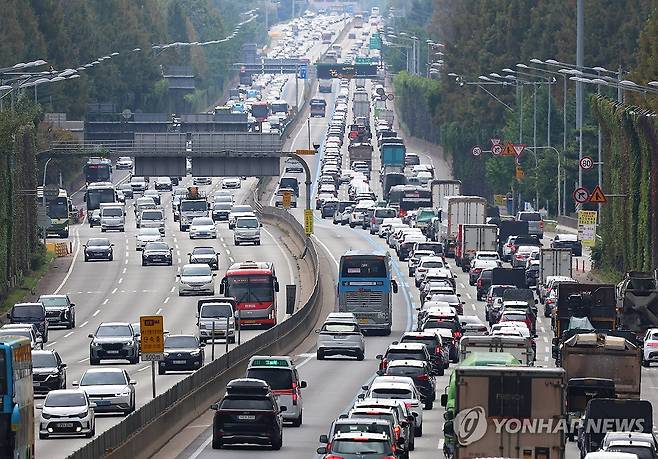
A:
[69, 206, 320, 459]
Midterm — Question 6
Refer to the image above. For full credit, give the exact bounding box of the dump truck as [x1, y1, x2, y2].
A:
[617, 270, 658, 338]
[178, 186, 209, 231]
[443, 366, 566, 459]
[459, 335, 534, 366]
[347, 142, 374, 168]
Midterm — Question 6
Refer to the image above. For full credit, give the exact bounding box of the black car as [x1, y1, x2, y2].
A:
[525, 262, 540, 287]
[84, 238, 113, 261]
[381, 360, 436, 409]
[321, 200, 339, 218]
[210, 378, 285, 450]
[142, 241, 173, 266]
[159, 334, 204, 374]
[32, 350, 66, 394]
[399, 331, 448, 374]
[7, 302, 49, 342]
[188, 246, 219, 270]
[88, 322, 140, 365]
[551, 234, 583, 256]
[38, 294, 76, 329]
[211, 202, 231, 221]
[88, 209, 101, 227]
[476, 268, 494, 300]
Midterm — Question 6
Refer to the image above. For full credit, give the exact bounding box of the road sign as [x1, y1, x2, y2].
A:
[471, 145, 482, 157]
[376, 87, 385, 96]
[298, 65, 307, 79]
[140, 315, 164, 354]
[502, 143, 516, 157]
[573, 187, 590, 204]
[490, 137, 501, 147]
[492, 144, 503, 156]
[295, 149, 315, 155]
[512, 143, 526, 157]
[580, 156, 593, 170]
[515, 165, 524, 180]
[282, 191, 292, 209]
[577, 210, 598, 247]
[304, 209, 313, 235]
[141, 353, 164, 361]
[588, 185, 607, 203]
[315, 63, 378, 79]
[43, 185, 60, 201]
[386, 93, 394, 101]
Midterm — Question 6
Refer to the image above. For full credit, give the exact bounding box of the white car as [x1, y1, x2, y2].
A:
[178, 264, 215, 296]
[228, 205, 255, 229]
[74, 368, 136, 415]
[475, 251, 500, 262]
[189, 217, 217, 239]
[116, 157, 133, 170]
[135, 227, 162, 251]
[38, 389, 95, 439]
[221, 177, 241, 189]
[414, 256, 449, 287]
[642, 328, 658, 367]
[363, 377, 424, 436]
[193, 177, 212, 185]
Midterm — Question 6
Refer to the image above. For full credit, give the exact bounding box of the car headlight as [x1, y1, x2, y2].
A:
[91, 342, 101, 348]
[118, 389, 131, 396]
[41, 412, 52, 420]
[76, 410, 89, 418]
[190, 350, 200, 356]
[199, 323, 206, 329]
[162, 352, 170, 357]
[124, 341, 133, 346]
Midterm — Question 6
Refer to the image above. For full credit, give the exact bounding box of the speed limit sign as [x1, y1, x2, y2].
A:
[492, 144, 503, 156]
[580, 156, 594, 170]
[471, 145, 482, 157]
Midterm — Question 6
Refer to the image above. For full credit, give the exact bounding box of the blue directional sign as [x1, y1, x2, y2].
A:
[299, 65, 307, 79]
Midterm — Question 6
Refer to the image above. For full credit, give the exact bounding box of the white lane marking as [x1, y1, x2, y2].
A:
[78, 357, 89, 363]
[54, 227, 80, 294]
[459, 283, 465, 289]
[118, 277, 123, 284]
[540, 325, 546, 333]
[262, 227, 295, 285]
[225, 249, 231, 255]
[102, 299, 109, 305]
[295, 354, 314, 370]
[311, 234, 339, 268]
[63, 332, 74, 338]
[155, 308, 162, 315]
[177, 258, 181, 264]
[220, 237, 224, 242]
[176, 250, 181, 257]
[229, 257, 235, 263]
[188, 435, 213, 459]
[164, 297, 170, 304]
[137, 365, 150, 372]
[80, 321, 88, 327]
[471, 304, 477, 311]
[111, 287, 118, 294]
[46, 341, 57, 347]
[122, 267, 127, 274]
[466, 293, 472, 299]
[544, 356, 549, 362]
[542, 336, 548, 343]
[125, 259, 129, 265]
[93, 309, 101, 317]
[170, 286, 176, 293]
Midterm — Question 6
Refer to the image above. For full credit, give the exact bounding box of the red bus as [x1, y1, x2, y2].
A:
[220, 261, 280, 327]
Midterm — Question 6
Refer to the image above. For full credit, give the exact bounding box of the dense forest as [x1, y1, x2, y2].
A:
[389, 0, 658, 275]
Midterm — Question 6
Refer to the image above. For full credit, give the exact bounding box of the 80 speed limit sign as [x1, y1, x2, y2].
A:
[580, 156, 593, 170]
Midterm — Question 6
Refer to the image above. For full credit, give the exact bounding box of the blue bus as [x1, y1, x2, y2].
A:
[0, 337, 34, 458]
[338, 250, 398, 335]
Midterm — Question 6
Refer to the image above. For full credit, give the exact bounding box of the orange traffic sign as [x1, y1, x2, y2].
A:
[515, 165, 524, 180]
[140, 315, 164, 354]
[502, 143, 515, 157]
[589, 185, 607, 204]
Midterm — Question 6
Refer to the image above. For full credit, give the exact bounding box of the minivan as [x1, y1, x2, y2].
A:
[279, 176, 299, 197]
[370, 207, 398, 234]
[8, 302, 48, 342]
[234, 216, 261, 246]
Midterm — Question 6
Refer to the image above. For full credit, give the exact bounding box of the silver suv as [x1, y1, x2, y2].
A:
[316, 320, 365, 361]
[88, 322, 139, 365]
[516, 211, 544, 239]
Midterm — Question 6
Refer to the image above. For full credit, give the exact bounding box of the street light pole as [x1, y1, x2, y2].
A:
[576, 0, 584, 189]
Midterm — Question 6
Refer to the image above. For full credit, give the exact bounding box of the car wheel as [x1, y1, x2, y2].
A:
[234, 240, 239, 246]
[109, 253, 114, 261]
[415, 423, 423, 437]
[256, 241, 261, 246]
[129, 356, 139, 364]
[425, 400, 433, 410]
[356, 351, 365, 361]
[158, 367, 165, 375]
[272, 435, 283, 450]
[101, 228, 106, 233]
[437, 367, 444, 376]
[212, 437, 223, 449]
[291, 412, 302, 427]
[642, 359, 650, 367]
[408, 269, 413, 276]
[142, 260, 147, 266]
[90, 357, 100, 365]
[86, 425, 95, 438]
[316, 350, 324, 360]
[84, 255, 89, 262]
[229, 336, 236, 344]
[349, 223, 355, 228]
[39, 433, 48, 440]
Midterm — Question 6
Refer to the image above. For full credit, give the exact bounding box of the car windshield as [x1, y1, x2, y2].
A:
[139, 228, 160, 237]
[518, 212, 541, 221]
[502, 313, 527, 322]
[141, 211, 163, 220]
[32, 353, 57, 368]
[12, 305, 43, 318]
[96, 325, 131, 337]
[80, 371, 127, 386]
[245, 368, 292, 390]
[45, 392, 86, 408]
[192, 218, 213, 226]
[323, 323, 359, 333]
[401, 337, 436, 349]
[182, 266, 211, 276]
[193, 247, 215, 255]
[220, 398, 273, 410]
[87, 239, 109, 247]
[145, 242, 169, 251]
[213, 203, 231, 210]
[102, 208, 122, 216]
[200, 304, 232, 318]
[237, 218, 259, 228]
[421, 261, 444, 269]
[331, 439, 389, 454]
[180, 201, 207, 212]
[165, 336, 199, 348]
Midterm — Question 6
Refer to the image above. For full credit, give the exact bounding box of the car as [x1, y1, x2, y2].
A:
[525, 259, 540, 287]
[381, 360, 436, 409]
[159, 334, 205, 374]
[516, 211, 544, 238]
[83, 238, 113, 261]
[284, 158, 304, 173]
[210, 378, 285, 449]
[137, 207, 165, 235]
[362, 377, 424, 435]
[603, 439, 656, 458]
[38, 389, 95, 439]
[211, 202, 232, 221]
[73, 368, 136, 414]
[316, 319, 365, 360]
[135, 227, 162, 251]
[399, 331, 449, 374]
[189, 246, 219, 270]
[88, 209, 101, 227]
[234, 215, 261, 246]
[154, 177, 173, 191]
[320, 198, 340, 218]
[469, 259, 500, 285]
[115, 156, 133, 170]
[601, 431, 658, 451]
[512, 245, 541, 268]
[414, 256, 449, 286]
[351, 398, 416, 453]
[197, 299, 235, 343]
[476, 268, 494, 301]
[0, 324, 42, 349]
[142, 241, 173, 266]
[117, 183, 133, 199]
[189, 217, 217, 239]
[142, 189, 160, 205]
[193, 176, 212, 185]
[245, 356, 307, 427]
[88, 322, 140, 365]
[274, 187, 298, 208]
[551, 233, 583, 256]
[228, 205, 255, 229]
[317, 431, 397, 459]
[319, 418, 397, 453]
[38, 294, 76, 329]
[376, 342, 432, 373]
[130, 176, 148, 192]
[221, 177, 241, 189]
[642, 328, 658, 366]
[32, 350, 67, 394]
[475, 250, 500, 262]
[178, 264, 215, 296]
[407, 250, 433, 277]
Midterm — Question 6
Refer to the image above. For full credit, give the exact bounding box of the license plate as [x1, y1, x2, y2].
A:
[358, 318, 369, 324]
[95, 400, 110, 406]
[172, 360, 186, 364]
[238, 415, 255, 420]
[106, 350, 119, 354]
[56, 423, 74, 427]
[333, 335, 348, 340]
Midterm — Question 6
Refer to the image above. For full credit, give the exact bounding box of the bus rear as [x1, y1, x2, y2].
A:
[37, 188, 71, 238]
[310, 99, 327, 117]
[221, 262, 280, 327]
[84, 158, 112, 184]
[338, 252, 398, 335]
[84, 182, 117, 221]
[0, 337, 33, 459]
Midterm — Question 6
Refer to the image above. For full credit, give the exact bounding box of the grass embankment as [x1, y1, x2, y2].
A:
[0, 249, 55, 314]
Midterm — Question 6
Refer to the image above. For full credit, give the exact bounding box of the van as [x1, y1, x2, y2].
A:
[370, 207, 398, 234]
[138, 208, 165, 235]
[8, 302, 48, 342]
[245, 356, 307, 426]
[279, 176, 299, 197]
[100, 203, 125, 232]
[234, 216, 261, 246]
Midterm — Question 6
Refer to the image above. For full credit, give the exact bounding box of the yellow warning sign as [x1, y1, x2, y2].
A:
[588, 185, 607, 204]
[515, 165, 524, 180]
[282, 191, 292, 209]
[493, 194, 507, 206]
[304, 209, 314, 235]
[296, 149, 316, 155]
[502, 143, 516, 157]
[140, 315, 164, 354]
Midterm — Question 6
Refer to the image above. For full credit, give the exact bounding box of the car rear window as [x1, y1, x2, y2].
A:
[375, 209, 396, 218]
[386, 350, 424, 360]
[220, 398, 273, 410]
[518, 212, 541, 221]
[401, 337, 437, 349]
[387, 366, 424, 377]
[245, 368, 293, 390]
[371, 388, 413, 399]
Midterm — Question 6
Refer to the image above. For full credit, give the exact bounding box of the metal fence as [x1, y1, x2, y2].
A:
[68, 205, 320, 459]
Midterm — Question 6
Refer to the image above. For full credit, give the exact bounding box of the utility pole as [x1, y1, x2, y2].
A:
[576, 0, 584, 189]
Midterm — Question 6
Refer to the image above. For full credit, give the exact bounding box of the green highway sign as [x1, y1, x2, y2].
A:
[355, 56, 372, 64]
[315, 63, 378, 79]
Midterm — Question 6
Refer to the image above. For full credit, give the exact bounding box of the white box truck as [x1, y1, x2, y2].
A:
[456, 223, 498, 270]
[439, 196, 487, 258]
[431, 179, 461, 210]
[443, 366, 565, 459]
[459, 335, 535, 366]
[540, 248, 573, 288]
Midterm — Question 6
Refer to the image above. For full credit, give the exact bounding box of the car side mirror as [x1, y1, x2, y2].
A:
[300, 381, 307, 389]
[88, 333, 94, 339]
[361, 385, 369, 391]
[187, 253, 191, 256]
[111, 243, 115, 247]
[60, 363, 67, 369]
[375, 354, 383, 360]
[440, 394, 448, 407]
[357, 393, 365, 400]
[317, 447, 327, 455]
[260, 223, 263, 227]
[391, 279, 398, 293]
[72, 381, 79, 387]
[319, 434, 329, 443]
[210, 403, 219, 410]
[376, 370, 384, 376]
[129, 380, 137, 385]
[70, 303, 75, 307]
[280, 405, 287, 412]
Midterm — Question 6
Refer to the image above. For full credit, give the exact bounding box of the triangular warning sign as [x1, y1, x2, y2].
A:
[588, 185, 607, 204]
[512, 144, 526, 157]
[502, 143, 515, 156]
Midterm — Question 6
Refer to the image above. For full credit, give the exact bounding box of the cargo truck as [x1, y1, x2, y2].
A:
[491, 267, 527, 288]
[459, 335, 534, 365]
[347, 142, 374, 168]
[455, 223, 498, 271]
[443, 366, 566, 459]
[439, 196, 487, 258]
[178, 186, 209, 231]
[376, 108, 394, 125]
[540, 248, 573, 290]
[617, 270, 658, 338]
[430, 180, 461, 212]
[380, 142, 405, 167]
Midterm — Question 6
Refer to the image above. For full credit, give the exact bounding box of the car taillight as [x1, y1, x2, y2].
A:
[435, 345, 442, 355]
[404, 402, 412, 408]
[647, 342, 658, 347]
[477, 279, 482, 287]
[473, 268, 481, 274]
[292, 383, 298, 405]
[417, 373, 429, 381]
[325, 455, 344, 459]
[379, 358, 388, 370]
[453, 331, 462, 339]
[393, 425, 401, 438]
[371, 217, 376, 224]
[540, 221, 544, 229]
